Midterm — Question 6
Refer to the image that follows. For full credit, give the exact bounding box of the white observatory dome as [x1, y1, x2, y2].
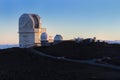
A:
[54, 34, 63, 41]
[19, 14, 40, 29]
[41, 32, 48, 41]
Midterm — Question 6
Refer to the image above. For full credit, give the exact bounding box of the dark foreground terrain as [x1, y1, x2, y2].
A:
[0, 46, 120, 80]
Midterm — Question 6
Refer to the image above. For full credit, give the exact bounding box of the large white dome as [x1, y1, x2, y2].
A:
[41, 32, 48, 41]
[19, 14, 40, 29]
[54, 34, 63, 41]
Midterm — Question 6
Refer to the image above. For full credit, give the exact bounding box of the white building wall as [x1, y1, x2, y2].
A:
[19, 33, 34, 48]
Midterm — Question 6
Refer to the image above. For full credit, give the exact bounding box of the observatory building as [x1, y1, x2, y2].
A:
[19, 14, 46, 48]
[41, 32, 49, 46]
[54, 34, 63, 44]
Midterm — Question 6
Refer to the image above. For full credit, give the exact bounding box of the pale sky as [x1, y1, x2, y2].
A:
[0, 0, 120, 44]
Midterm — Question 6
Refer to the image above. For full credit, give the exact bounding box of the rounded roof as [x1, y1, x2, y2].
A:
[54, 34, 63, 41]
[41, 32, 48, 41]
[19, 13, 40, 29]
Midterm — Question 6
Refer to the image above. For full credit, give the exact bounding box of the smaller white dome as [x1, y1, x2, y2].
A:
[54, 34, 63, 41]
[41, 32, 48, 41]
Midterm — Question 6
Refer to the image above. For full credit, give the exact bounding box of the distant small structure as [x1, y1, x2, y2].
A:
[41, 32, 49, 46]
[48, 36, 53, 42]
[93, 37, 96, 42]
[74, 37, 83, 43]
[41, 32, 48, 41]
[81, 37, 97, 45]
[54, 34, 63, 44]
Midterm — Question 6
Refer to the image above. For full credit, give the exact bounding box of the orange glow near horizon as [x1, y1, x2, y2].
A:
[0, 35, 119, 45]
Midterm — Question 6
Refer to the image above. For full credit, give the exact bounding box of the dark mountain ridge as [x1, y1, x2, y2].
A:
[35, 40, 120, 59]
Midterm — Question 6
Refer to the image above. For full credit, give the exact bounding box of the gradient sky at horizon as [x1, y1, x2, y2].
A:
[0, 0, 120, 44]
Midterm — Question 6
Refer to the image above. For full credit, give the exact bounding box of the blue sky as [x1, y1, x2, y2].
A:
[0, 0, 120, 44]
